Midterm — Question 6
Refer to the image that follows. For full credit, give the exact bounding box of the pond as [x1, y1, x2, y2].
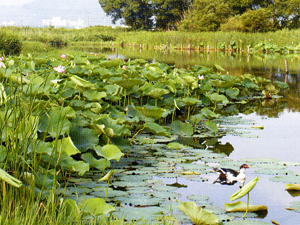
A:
[68, 45, 300, 224]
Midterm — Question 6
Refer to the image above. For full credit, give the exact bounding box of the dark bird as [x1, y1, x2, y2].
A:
[213, 164, 249, 187]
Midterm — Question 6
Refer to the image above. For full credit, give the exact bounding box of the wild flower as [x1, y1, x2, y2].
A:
[53, 65, 65, 73]
[60, 54, 67, 59]
[0, 56, 4, 61]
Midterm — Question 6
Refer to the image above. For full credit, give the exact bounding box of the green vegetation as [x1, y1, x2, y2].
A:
[99, 0, 300, 32]
[0, 51, 288, 224]
[0, 30, 22, 55]
[2, 26, 300, 54]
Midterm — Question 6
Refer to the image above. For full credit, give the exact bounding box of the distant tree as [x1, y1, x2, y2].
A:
[153, 0, 190, 30]
[98, 0, 153, 30]
[178, 0, 233, 31]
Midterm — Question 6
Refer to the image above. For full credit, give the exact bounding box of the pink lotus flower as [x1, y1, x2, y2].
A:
[0, 56, 4, 61]
[122, 65, 126, 70]
[0, 62, 5, 68]
[60, 54, 67, 59]
[53, 65, 65, 73]
[198, 75, 204, 80]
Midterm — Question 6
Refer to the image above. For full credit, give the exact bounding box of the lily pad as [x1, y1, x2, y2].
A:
[224, 201, 268, 212]
[80, 198, 115, 215]
[171, 120, 193, 136]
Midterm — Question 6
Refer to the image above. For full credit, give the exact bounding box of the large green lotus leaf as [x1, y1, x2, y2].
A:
[147, 88, 169, 99]
[94, 144, 123, 161]
[53, 136, 80, 156]
[171, 120, 193, 136]
[182, 75, 196, 84]
[206, 93, 229, 104]
[60, 153, 89, 175]
[83, 90, 106, 101]
[96, 117, 131, 137]
[230, 177, 259, 201]
[111, 181, 148, 188]
[256, 163, 286, 169]
[115, 79, 144, 89]
[178, 201, 219, 225]
[210, 80, 234, 89]
[39, 109, 71, 138]
[81, 153, 110, 171]
[144, 122, 171, 137]
[70, 75, 94, 88]
[135, 105, 165, 119]
[91, 189, 128, 198]
[69, 125, 99, 152]
[205, 120, 218, 132]
[225, 88, 240, 99]
[181, 97, 201, 106]
[80, 198, 115, 215]
[224, 201, 268, 212]
[201, 107, 220, 119]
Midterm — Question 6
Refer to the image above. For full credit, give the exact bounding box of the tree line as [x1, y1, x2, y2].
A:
[98, 0, 300, 32]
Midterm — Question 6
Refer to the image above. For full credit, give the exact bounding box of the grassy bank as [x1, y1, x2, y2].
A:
[3, 26, 300, 53]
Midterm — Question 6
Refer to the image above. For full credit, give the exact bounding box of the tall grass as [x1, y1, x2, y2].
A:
[3, 26, 300, 52]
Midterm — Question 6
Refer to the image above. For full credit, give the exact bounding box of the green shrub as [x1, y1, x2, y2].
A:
[0, 31, 22, 55]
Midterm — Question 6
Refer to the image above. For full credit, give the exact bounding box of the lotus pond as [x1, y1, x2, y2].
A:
[1, 49, 300, 224]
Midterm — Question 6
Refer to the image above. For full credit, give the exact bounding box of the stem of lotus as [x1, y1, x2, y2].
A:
[104, 181, 109, 199]
[243, 193, 250, 219]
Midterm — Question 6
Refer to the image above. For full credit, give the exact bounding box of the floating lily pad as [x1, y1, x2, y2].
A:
[114, 206, 168, 221]
[187, 194, 210, 202]
[149, 191, 181, 200]
[254, 168, 293, 175]
[285, 184, 300, 191]
[241, 158, 279, 163]
[115, 195, 164, 207]
[224, 201, 268, 212]
[286, 201, 300, 213]
[226, 219, 270, 224]
[270, 175, 300, 184]
[91, 190, 128, 198]
[112, 181, 148, 188]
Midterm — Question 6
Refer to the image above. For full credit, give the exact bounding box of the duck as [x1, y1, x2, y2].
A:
[212, 164, 249, 187]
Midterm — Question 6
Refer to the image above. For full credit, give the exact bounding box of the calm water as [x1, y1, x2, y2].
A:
[104, 47, 300, 224]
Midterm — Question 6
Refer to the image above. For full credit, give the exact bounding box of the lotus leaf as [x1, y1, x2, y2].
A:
[230, 177, 259, 201]
[226, 220, 270, 224]
[70, 75, 94, 88]
[178, 201, 219, 225]
[205, 120, 218, 132]
[80, 198, 115, 215]
[225, 88, 240, 99]
[285, 184, 300, 191]
[39, 108, 71, 138]
[115, 195, 164, 206]
[81, 153, 110, 171]
[214, 64, 225, 72]
[94, 144, 123, 161]
[201, 107, 220, 119]
[150, 190, 181, 199]
[275, 81, 289, 89]
[254, 168, 293, 175]
[286, 201, 300, 213]
[61, 199, 80, 219]
[135, 105, 165, 119]
[144, 122, 170, 137]
[0, 145, 7, 162]
[114, 206, 168, 221]
[166, 142, 186, 150]
[115, 78, 144, 89]
[69, 125, 99, 152]
[99, 59, 121, 68]
[83, 90, 106, 101]
[270, 175, 300, 184]
[147, 88, 169, 99]
[207, 93, 229, 104]
[53, 136, 80, 156]
[171, 120, 193, 136]
[224, 201, 268, 212]
[60, 153, 90, 176]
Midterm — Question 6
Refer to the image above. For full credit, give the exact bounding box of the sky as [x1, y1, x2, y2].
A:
[0, 0, 35, 6]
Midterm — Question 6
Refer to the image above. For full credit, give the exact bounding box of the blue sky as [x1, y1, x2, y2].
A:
[0, 0, 35, 5]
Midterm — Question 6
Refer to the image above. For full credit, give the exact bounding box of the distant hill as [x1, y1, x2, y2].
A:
[0, 0, 117, 27]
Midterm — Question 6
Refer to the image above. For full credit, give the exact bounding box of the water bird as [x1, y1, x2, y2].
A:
[212, 164, 249, 187]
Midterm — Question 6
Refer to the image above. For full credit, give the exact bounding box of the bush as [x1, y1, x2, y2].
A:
[0, 31, 22, 55]
[221, 8, 275, 32]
